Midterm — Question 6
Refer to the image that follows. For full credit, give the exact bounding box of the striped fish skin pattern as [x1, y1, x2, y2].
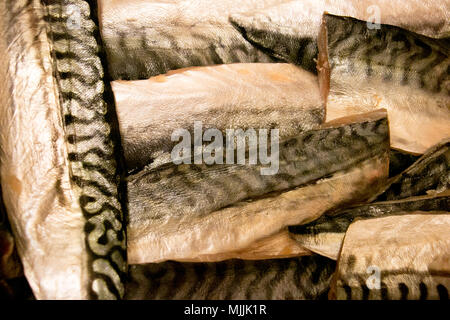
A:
[288, 193, 450, 260]
[125, 256, 336, 300]
[128, 111, 390, 264]
[376, 139, 449, 201]
[42, 0, 128, 299]
[97, 0, 285, 80]
[230, 0, 450, 74]
[112, 63, 324, 173]
[331, 213, 450, 300]
[388, 149, 420, 177]
[127, 110, 388, 241]
[319, 13, 450, 154]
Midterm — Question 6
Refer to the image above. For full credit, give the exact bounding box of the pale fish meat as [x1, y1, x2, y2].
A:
[318, 13, 450, 154]
[112, 63, 324, 172]
[177, 229, 313, 263]
[330, 213, 450, 300]
[230, 0, 450, 73]
[376, 139, 450, 201]
[0, 0, 127, 299]
[125, 256, 336, 300]
[127, 110, 390, 263]
[289, 192, 450, 260]
[97, 0, 288, 80]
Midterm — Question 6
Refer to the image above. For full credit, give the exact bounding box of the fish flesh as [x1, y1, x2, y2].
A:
[97, 0, 288, 80]
[127, 110, 390, 263]
[330, 213, 450, 300]
[376, 139, 450, 201]
[230, 0, 450, 73]
[318, 13, 450, 154]
[112, 63, 325, 172]
[0, 0, 126, 299]
[177, 229, 313, 263]
[125, 256, 336, 300]
[289, 192, 450, 260]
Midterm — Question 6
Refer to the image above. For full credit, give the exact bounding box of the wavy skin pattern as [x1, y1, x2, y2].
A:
[42, 0, 127, 299]
[125, 256, 336, 300]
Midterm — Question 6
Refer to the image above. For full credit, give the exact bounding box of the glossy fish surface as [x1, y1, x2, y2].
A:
[318, 14, 450, 154]
[177, 229, 313, 263]
[331, 213, 450, 300]
[125, 256, 336, 300]
[230, 0, 450, 73]
[127, 110, 390, 263]
[97, 0, 287, 80]
[289, 192, 450, 260]
[376, 139, 449, 201]
[112, 63, 324, 172]
[0, 0, 126, 299]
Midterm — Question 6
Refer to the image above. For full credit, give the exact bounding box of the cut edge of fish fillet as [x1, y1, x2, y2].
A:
[317, 13, 330, 107]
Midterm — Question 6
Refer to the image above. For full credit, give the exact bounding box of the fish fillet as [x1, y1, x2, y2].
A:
[97, 0, 288, 80]
[0, 0, 126, 299]
[125, 256, 336, 300]
[376, 139, 450, 201]
[112, 63, 324, 172]
[230, 0, 450, 73]
[128, 110, 390, 263]
[330, 213, 450, 300]
[289, 192, 450, 260]
[318, 13, 450, 154]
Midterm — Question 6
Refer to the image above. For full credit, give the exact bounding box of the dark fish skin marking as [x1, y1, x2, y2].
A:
[347, 255, 357, 271]
[388, 150, 420, 178]
[380, 282, 389, 300]
[437, 284, 448, 300]
[361, 284, 370, 300]
[224, 259, 246, 300]
[343, 284, 352, 300]
[42, 0, 128, 299]
[377, 140, 450, 201]
[419, 282, 428, 300]
[398, 283, 409, 300]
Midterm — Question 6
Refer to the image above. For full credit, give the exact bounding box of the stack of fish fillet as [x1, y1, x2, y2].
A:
[0, 0, 448, 300]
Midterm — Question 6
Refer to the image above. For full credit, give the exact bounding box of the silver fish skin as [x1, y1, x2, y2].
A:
[0, 0, 126, 299]
[318, 13, 450, 154]
[289, 192, 450, 260]
[230, 0, 450, 73]
[376, 139, 450, 201]
[331, 213, 450, 300]
[127, 110, 390, 263]
[97, 0, 288, 80]
[125, 256, 335, 300]
[112, 63, 324, 172]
